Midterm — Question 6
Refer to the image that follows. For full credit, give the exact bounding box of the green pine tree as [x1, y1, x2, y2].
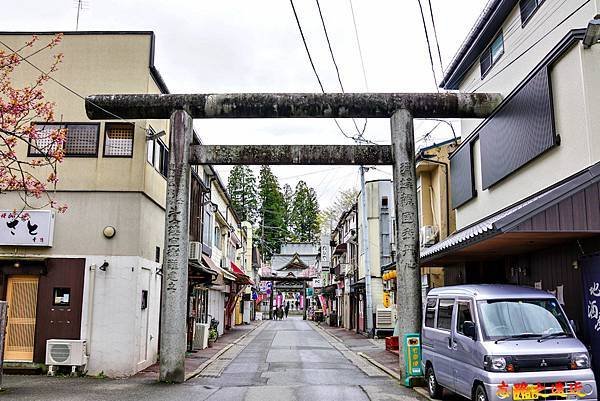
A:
[257, 165, 286, 259]
[290, 180, 321, 243]
[227, 165, 258, 224]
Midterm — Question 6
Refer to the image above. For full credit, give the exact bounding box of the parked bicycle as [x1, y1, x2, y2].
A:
[207, 314, 219, 342]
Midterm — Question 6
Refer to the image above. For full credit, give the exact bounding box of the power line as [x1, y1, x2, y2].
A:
[315, 0, 365, 139]
[426, 0, 444, 72]
[288, 0, 372, 145]
[289, 0, 325, 92]
[347, 0, 369, 137]
[416, 0, 440, 91]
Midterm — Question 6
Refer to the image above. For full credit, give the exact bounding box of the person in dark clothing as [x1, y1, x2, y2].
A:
[284, 302, 290, 318]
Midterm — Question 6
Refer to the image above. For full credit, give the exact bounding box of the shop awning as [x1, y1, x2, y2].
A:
[421, 162, 600, 265]
[189, 261, 218, 282]
[332, 243, 347, 256]
[231, 261, 254, 285]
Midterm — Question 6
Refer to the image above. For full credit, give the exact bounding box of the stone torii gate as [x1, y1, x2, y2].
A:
[85, 92, 501, 383]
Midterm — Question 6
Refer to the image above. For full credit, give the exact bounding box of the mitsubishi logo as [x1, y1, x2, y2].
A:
[540, 359, 548, 367]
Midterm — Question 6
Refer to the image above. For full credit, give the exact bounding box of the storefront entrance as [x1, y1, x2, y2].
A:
[5, 275, 39, 361]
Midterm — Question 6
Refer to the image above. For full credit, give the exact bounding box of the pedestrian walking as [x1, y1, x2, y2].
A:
[284, 302, 289, 318]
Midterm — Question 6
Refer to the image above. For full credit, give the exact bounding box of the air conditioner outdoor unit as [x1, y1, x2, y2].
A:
[189, 241, 201, 261]
[193, 323, 209, 350]
[375, 307, 396, 329]
[46, 339, 87, 375]
[420, 225, 439, 247]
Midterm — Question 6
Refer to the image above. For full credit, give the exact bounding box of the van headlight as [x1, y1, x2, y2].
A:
[484, 355, 514, 372]
[570, 352, 590, 369]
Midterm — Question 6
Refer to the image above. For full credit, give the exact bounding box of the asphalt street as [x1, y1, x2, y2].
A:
[1, 317, 422, 401]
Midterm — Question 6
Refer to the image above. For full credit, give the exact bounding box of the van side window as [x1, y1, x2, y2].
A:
[456, 301, 473, 335]
[425, 298, 437, 327]
[437, 299, 454, 330]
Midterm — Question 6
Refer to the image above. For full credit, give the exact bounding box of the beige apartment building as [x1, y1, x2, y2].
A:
[0, 31, 170, 377]
[421, 0, 600, 378]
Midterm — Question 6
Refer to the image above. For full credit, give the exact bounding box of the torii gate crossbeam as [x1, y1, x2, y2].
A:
[85, 92, 502, 384]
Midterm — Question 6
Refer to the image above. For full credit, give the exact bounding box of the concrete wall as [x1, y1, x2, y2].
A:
[456, 43, 600, 227]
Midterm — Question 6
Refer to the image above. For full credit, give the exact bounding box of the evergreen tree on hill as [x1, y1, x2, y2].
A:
[257, 165, 286, 258]
[290, 180, 321, 243]
[227, 165, 258, 224]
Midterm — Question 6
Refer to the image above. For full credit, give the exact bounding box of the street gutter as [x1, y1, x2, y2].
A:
[184, 321, 263, 381]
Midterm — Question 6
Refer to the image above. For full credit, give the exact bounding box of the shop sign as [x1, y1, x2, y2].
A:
[320, 242, 330, 269]
[403, 333, 422, 386]
[496, 381, 587, 400]
[306, 287, 314, 297]
[313, 277, 322, 288]
[0, 210, 54, 246]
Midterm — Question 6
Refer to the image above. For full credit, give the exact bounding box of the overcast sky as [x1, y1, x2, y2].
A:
[4, 0, 487, 210]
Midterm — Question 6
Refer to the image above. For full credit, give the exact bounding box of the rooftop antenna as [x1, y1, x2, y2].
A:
[74, 0, 89, 31]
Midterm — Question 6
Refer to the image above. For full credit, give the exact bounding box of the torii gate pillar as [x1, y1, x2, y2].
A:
[159, 109, 193, 383]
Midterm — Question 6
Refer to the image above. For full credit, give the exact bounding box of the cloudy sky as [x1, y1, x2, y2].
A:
[4, 0, 487, 209]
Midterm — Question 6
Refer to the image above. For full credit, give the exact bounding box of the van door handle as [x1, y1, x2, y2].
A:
[447, 337, 452, 348]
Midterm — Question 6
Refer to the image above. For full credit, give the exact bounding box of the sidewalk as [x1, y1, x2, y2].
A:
[314, 323, 402, 379]
[135, 320, 263, 381]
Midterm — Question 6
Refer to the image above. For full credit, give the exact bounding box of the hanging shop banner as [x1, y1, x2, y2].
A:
[0, 210, 55, 246]
[581, 253, 600, 381]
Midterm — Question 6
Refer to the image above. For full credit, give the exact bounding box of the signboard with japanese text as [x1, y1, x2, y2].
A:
[320, 235, 330, 269]
[581, 253, 600, 381]
[403, 333, 422, 386]
[496, 381, 588, 400]
[0, 210, 54, 247]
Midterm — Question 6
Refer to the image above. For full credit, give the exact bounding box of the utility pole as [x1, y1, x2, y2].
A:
[360, 166, 374, 336]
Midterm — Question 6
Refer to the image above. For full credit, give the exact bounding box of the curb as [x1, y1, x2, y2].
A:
[356, 351, 402, 382]
[184, 321, 263, 381]
[313, 322, 430, 399]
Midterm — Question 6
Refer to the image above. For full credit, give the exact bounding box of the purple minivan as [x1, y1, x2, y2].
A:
[422, 285, 597, 401]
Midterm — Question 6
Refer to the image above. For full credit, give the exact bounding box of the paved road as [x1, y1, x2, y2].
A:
[1, 317, 421, 401]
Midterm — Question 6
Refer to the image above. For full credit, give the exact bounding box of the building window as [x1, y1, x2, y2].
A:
[103, 123, 134, 157]
[214, 226, 222, 250]
[148, 138, 169, 177]
[29, 123, 99, 157]
[520, 0, 544, 25]
[147, 137, 154, 164]
[141, 290, 148, 310]
[479, 32, 504, 78]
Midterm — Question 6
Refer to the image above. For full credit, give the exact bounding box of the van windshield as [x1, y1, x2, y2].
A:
[477, 299, 571, 341]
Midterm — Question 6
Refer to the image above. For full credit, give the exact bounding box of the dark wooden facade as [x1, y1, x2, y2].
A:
[0, 258, 85, 363]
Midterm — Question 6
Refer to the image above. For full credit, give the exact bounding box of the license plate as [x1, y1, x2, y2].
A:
[513, 386, 540, 400]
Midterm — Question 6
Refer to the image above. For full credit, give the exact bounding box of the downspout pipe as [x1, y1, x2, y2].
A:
[86, 264, 96, 356]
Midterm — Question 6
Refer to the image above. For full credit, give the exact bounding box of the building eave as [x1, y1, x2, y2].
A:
[441, 0, 517, 90]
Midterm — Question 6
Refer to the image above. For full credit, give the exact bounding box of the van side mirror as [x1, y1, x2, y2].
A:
[463, 321, 476, 340]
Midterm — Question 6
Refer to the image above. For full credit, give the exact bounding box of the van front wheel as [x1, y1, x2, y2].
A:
[474, 384, 488, 401]
[426, 365, 443, 399]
